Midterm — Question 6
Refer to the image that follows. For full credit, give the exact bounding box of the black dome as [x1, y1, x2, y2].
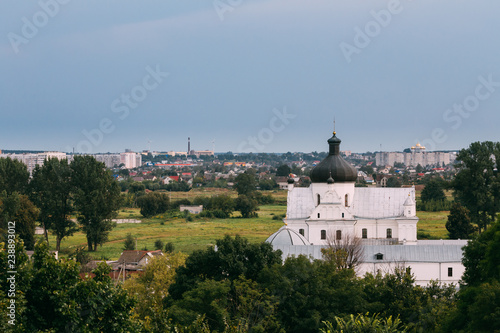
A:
[310, 132, 357, 183]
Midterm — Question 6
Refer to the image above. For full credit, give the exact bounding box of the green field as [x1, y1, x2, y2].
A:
[42, 187, 451, 260]
[45, 205, 286, 260]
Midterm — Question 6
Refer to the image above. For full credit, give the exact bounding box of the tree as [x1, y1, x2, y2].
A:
[452, 141, 500, 232]
[10, 194, 39, 250]
[446, 202, 476, 239]
[0, 157, 29, 195]
[234, 173, 256, 196]
[123, 233, 135, 250]
[415, 164, 424, 173]
[235, 195, 259, 218]
[30, 158, 77, 251]
[322, 231, 364, 272]
[0, 191, 38, 250]
[124, 253, 187, 332]
[71, 156, 121, 251]
[386, 177, 402, 188]
[276, 164, 291, 177]
[136, 192, 170, 218]
[321, 313, 408, 333]
[168, 235, 282, 300]
[420, 179, 446, 203]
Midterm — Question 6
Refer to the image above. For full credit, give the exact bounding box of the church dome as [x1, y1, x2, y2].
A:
[266, 226, 310, 245]
[310, 132, 357, 183]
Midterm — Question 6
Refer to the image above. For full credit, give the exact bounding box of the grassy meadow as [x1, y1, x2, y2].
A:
[42, 188, 451, 260]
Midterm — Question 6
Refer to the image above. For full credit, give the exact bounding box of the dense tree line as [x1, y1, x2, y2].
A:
[0, 156, 121, 252]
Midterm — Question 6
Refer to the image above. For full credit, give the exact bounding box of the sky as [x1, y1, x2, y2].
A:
[1, 0, 500, 154]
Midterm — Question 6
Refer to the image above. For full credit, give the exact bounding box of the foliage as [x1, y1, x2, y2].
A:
[165, 242, 175, 253]
[258, 256, 365, 333]
[30, 157, 77, 251]
[321, 313, 407, 333]
[234, 173, 256, 196]
[154, 239, 164, 250]
[420, 179, 446, 203]
[123, 252, 187, 331]
[0, 192, 38, 250]
[71, 156, 121, 251]
[446, 202, 476, 239]
[235, 195, 259, 218]
[322, 232, 363, 272]
[168, 235, 282, 300]
[0, 157, 30, 195]
[461, 219, 500, 286]
[123, 233, 136, 250]
[137, 192, 170, 218]
[276, 164, 291, 177]
[386, 177, 402, 188]
[416, 199, 452, 212]
[453, 141, 500, 232]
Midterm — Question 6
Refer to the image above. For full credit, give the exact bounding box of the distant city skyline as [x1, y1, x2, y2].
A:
[2, 1, 500, 154]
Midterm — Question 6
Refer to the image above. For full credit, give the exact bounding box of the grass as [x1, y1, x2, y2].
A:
[45, 205, 286, 260]
[416, 211, 449, 239]
[42, 188, 451, 260]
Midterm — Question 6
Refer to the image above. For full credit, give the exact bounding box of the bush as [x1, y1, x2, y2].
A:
[154, 239, 164, 250]
[123, 233, 135, 250]
[165, 242, 175, 253]
[137, 192, 170, 217]
[417, 199, 452, 212]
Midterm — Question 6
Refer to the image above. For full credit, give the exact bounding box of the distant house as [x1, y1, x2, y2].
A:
[180, 205, 203, 214]
[113, 250, 163, 271]
[162, 176, 179, 184]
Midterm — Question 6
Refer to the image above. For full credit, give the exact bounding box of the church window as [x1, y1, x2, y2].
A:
[345, 194, 349, 207]
[386, 228, 392, 239]
[336, 230, 342, 240]
[299, 229, 304, 236]
[375, 253, 383, 260]
[321, 230, 326, 240]
[317, 194, 321, 206]
[362, 228, 367, 239]
[448, 267, 453, 277]
[317, 213, 320, 218]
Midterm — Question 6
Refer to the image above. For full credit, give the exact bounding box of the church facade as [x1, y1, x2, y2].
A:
[267, 131, 466, 286]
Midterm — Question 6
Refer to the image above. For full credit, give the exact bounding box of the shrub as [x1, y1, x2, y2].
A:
[154, 239, 164, 250]
[123, 233, 135, 250]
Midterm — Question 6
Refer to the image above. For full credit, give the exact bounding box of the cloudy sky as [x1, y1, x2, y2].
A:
[1, 0, 499, 154]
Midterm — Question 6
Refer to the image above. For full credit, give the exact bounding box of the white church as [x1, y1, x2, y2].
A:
[266, 131, 467, 286]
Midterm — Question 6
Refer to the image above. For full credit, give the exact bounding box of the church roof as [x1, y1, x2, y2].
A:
[266, 226, 310, 246]
[310, 132, 357, 183]
[352, 187, 415, 218]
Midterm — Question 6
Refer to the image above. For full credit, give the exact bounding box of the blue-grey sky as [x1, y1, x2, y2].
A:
[1, 0, 500, 154]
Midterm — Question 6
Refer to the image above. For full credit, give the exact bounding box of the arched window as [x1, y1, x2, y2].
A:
[321, 230, 326, 240]
[345, 194, 349, 207]
[386, 228, 392, 239]
[362, 228, 367, 239]
[317, 213, 320, 218]
[299, 229, 304, 236]
[342, 213, 345, 218]
[317, 194, 321, 206]
[336, 230, 342, 240]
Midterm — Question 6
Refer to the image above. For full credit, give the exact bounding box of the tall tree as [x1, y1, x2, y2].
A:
[446, 202, 476, 239]
[0, 157, 30, 195]
[0, 191, 38, 250]
[71, 156, 120, 251]
[276, 164, 291, 177]
[453, 141, 500, 232]
[235, 195, 259, 218]
[30, 158, 77, 251]
[234, 173, 256, 196]
[421, 178, 446, 203]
